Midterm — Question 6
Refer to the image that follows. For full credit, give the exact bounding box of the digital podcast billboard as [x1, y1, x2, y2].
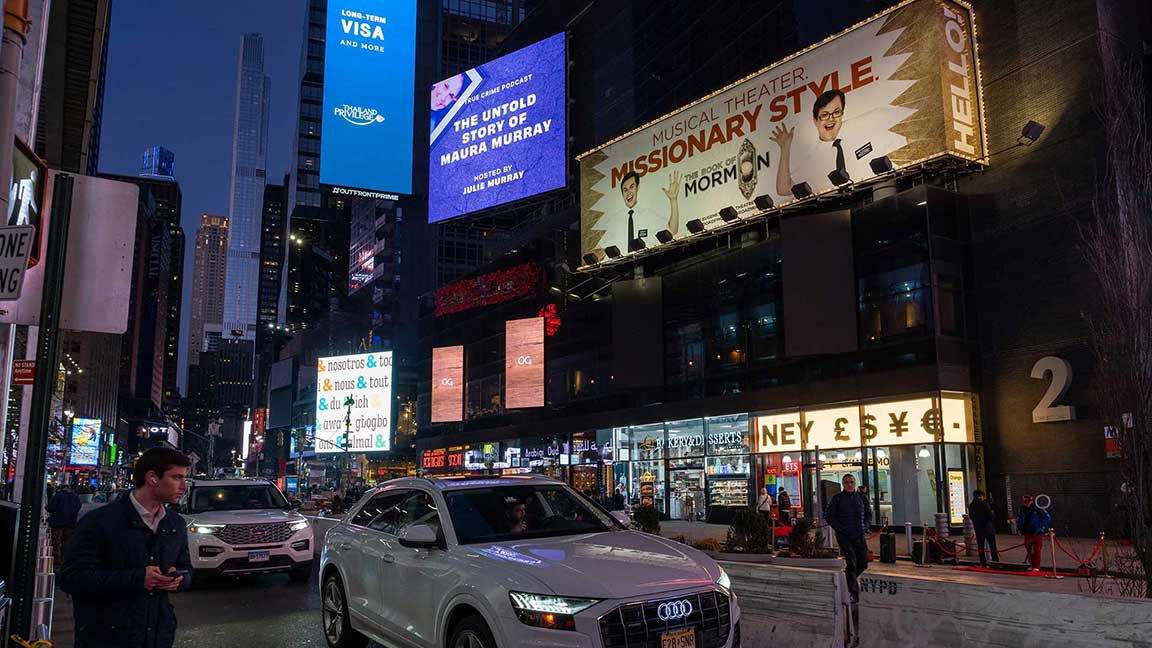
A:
[429, 33, 567, 223]
[578, 0, 984, 263]
[315, 351, 393, 453]
[69, 418, 102, 467]
[505, 317, 544, 409]
[321, 1, 417, 195]
[431, 345, 464, 423]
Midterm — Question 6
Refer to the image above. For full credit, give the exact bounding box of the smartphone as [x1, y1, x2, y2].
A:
[170, 568, 192, 581]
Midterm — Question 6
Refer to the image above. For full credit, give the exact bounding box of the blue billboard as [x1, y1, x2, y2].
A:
[321, 1, 417, 194]
[429, 33, 567, 223]
[69, 418, 102, 467]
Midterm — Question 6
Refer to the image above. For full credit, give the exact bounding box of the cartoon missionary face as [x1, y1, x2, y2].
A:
[812, 91, 845, 143]
[620, 174, 639, 209]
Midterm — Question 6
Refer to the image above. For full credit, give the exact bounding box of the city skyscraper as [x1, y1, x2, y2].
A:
[223, 33, 271, 344]
[255, 178, 288, 407]
[141, 145, 175, 177]
[187, 214, 230, 371]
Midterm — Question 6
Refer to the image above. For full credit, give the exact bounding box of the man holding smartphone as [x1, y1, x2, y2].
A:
[60, 447, 193, 647]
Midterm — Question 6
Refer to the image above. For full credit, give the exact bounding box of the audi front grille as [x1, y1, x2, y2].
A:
[598, 590, 731, 648]
[217, 522, 294, 546]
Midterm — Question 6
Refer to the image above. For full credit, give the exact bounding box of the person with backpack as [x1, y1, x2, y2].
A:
[825, 474, 872, 602]
[1016, 494, 1051, 571]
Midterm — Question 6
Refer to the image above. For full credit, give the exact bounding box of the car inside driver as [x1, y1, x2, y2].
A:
[505, 497, 528, 534]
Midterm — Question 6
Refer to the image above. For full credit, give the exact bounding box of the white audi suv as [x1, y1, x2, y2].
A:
[320, 474, 741, 648]
[181, 479, 314, 582]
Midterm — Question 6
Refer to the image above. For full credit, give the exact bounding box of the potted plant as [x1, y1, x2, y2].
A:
[631, 504, 661, 534]
[717, 507, 774, 562]
[773, 517, 843, 568]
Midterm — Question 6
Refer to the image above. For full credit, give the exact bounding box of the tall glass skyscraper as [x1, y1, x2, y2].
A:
[223, 33, 271, 345]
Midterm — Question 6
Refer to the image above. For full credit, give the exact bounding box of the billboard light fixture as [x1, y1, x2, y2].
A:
[719, 206, 739, 222]
[686, 219, 706, 234]
[628, 237, 647, 252]
[868, 156, 894, 175]
[753, 195, 774, 211]
[791, 183, 813, 199]
[604, 246, 622, 259]
[1018, 120, 1045, 145]
[655, 229, 675, 244]
[581, 253, 599, 266]
[827, 169, 851, 186]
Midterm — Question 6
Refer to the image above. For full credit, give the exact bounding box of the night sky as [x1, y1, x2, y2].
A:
[99, 0, 304, 394]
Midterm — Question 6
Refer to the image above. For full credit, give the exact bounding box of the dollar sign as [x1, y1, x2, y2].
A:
[862, 414, 878, 440]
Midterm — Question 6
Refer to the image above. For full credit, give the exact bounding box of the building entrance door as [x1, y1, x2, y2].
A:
[669, 469, 705, 521]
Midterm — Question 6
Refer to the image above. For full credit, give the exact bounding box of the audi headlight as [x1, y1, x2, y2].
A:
[508, 592, 600, 631]
[187, 522, 224, 535]
[288, 518, 310, 532]
[716, 565, 732, 593]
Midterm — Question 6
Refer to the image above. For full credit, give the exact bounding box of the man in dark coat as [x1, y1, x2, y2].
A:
[46, 484, 83, 561]
[825, 474, 872, 603]
[59, 448, 193, 647]
[967, 490, 999, 566]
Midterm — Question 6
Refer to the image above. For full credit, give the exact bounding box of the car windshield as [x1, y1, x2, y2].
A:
[189, 485, 288, 513]
[444, 484, 615, 544]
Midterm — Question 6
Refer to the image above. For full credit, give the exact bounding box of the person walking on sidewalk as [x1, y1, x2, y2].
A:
[46, 484, 83, 562]
[59, 448, 193, 648]
[1016, 494, 1051, 572]
[756, 485, 774, 525]
[967, 490, 999, 567]
[777, 489, 792, 526]
[825, 474, 872, 602]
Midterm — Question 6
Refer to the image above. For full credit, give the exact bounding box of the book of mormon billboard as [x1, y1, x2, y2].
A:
[578, 0, 984, 263]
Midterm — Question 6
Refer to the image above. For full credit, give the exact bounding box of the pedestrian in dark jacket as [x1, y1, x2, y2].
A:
[59, 448, 193, 648]
[1016, 494, 1051, 571]
[777, 489, 792, 526]
[967, 490, 999, 566]
[46, 485, 83, 561]
[825, 474, 872, 603]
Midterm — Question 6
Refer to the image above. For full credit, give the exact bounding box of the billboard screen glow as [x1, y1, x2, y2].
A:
[315, 351, 393, 453]
[431, 346, 464, 423]
[429, 33, 567, 223]
[69, 418, 101, 467]
[505, 318, 544, 409]
[578, 0, 983, 263]
[321, 1, 417, 194]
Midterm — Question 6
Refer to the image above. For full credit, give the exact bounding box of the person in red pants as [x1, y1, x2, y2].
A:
[1016, 494, 1051, 571]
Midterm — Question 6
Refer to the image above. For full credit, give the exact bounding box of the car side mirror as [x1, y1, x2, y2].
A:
[289, 499, 302, 510]
[398, 523, 442, 550]
[612, 511, 631, 527]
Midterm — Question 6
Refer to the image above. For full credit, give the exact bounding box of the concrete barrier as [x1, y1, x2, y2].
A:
[721, 561, 849, 648]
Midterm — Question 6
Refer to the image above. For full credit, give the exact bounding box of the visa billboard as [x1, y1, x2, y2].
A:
[321, 1, 417, 194]
[429, 33, 567, 223]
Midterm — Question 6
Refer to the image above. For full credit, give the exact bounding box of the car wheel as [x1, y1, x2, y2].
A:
[289, 561, 313, 583]
[321, 573, 367, 648]
[449, 614, 496, 648]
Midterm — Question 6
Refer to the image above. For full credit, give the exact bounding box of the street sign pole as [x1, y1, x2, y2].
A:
[10, 173, 72, 643]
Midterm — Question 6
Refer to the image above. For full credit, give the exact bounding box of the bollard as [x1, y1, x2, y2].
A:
[1045, 529, 1063, 580]
[905, 521, 914, 556]
[962, 514, 976, 558]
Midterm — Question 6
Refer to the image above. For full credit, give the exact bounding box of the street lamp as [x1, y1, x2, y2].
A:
[343, 395, 355, 492]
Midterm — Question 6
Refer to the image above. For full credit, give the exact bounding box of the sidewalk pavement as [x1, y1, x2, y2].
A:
[659, 520, 1114, 573]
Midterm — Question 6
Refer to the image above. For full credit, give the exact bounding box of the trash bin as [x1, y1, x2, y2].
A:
[879, 532, 897, 564]
[912, 540, 925, 565]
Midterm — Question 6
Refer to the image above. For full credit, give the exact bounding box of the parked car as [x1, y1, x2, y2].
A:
[181, 478, 314, 583]
[320, 474, 741, 648]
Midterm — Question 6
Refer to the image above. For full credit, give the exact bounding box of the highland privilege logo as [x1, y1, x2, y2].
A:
[335, 104, 385, 126]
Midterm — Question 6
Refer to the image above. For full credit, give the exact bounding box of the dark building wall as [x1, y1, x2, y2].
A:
[35, 0, 111, 175]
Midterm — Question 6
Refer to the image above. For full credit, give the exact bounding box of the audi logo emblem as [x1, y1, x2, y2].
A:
[516, 356, 533, 365]
[657, 600, 693, 622]
[440, 378, 454, 386]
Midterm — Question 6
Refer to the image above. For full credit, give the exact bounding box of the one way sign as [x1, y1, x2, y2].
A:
[0, 226, 34, 300]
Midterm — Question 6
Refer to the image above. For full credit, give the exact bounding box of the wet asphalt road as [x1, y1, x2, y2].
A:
[169, 562, 374, 648]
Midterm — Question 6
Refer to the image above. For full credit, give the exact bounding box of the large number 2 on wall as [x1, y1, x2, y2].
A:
[1030, 356, 1076, 423]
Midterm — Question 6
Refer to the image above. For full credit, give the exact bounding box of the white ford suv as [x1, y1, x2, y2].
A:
[181, 479, 314, 582]
[320, 474, 741, 648]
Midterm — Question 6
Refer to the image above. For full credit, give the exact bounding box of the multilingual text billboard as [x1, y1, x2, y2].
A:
[315, 351, 393, 453]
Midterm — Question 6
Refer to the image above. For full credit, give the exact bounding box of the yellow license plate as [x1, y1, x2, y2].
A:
[661, 628, 697, 648]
